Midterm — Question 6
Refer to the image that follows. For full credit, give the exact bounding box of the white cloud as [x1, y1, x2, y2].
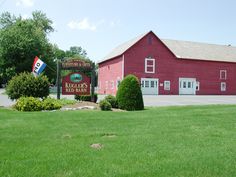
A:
[67, 18, 97, 31]
[110, 19, 121, 27]
[16, 0, 34, 7]
[67, 18, 121, 31]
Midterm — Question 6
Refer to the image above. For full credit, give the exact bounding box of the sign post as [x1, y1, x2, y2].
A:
[91, 62, 95, 102]
[56, 59, 61, 100]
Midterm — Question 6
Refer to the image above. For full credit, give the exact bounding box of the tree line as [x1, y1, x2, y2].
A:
[0, 11, 91, 86]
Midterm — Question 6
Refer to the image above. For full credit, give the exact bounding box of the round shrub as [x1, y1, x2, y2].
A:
[15, 97, 42, 111]
[116, 74, 144, 111]
[42, 97, 62, 110]
[99, 100, 112, 111]
[105, 95, 118, 108]
[6, 72, 50, 100]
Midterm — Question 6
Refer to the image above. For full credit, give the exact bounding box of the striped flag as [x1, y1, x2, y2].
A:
[32, 56, 47, 76]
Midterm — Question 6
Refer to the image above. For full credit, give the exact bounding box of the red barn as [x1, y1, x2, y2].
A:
[98, 31, 236, 95]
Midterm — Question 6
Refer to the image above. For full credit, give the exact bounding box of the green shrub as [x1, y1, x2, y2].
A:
[15, 97, 42, 111]
[116, 74, 144, 111]
[99, 100, 112, 111]
[74, 93, 98, 103]
[15, 97, 63, 111]
[42, 97, 62, 110]
[105, 95, 118, 108]
[6, 72, 49, 100]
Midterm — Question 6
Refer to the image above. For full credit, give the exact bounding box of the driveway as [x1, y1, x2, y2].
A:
[143, 95, 236, 107]
[1, 89, 236, 107]
[0, 89, 15, 107]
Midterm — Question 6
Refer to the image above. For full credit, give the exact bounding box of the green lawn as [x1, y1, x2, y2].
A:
[0, 105, 236, 177]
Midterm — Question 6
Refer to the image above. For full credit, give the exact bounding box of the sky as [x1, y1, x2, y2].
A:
[1, 0, 236, 62]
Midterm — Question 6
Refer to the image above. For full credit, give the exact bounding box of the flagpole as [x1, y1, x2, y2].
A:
[47, 64, 57, 73]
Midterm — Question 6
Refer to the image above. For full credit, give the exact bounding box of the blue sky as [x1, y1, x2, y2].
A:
[1, 0, 236, 62]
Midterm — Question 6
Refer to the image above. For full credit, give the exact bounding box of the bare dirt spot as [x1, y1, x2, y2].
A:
[61, 101, 99, 110]
[90, 143, 103, 150]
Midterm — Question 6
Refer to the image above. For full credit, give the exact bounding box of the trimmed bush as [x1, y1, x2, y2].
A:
[6, 72, 49, 100]
[116, 74, 144, 111]
[15, 97, 62, 111]
[99, 100, 112, 111]
[105, 95, 118, 108]
[15, 97, 42, 111]
[74, 93, 98, 103]
[42, 97, 62, 110]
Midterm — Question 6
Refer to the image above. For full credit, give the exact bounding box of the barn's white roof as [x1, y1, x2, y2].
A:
[98, 31, 236, 63]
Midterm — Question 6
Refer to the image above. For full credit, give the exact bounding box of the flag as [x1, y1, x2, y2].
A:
[32, 56, 47, 76]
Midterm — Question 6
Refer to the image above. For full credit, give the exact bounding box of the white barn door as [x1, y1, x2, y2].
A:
[179, 78, 196, 95]
[141, 78, 158, 95]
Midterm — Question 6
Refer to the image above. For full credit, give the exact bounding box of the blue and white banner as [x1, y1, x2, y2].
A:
[32, 56, 47, 76]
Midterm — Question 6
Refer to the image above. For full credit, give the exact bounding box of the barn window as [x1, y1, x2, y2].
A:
[221, 82, 226, 91]
[148, 35, 152, 45]
[220, 70, 227, 80]
[164, 81, 170, 90]
[110, 81, 114, 89]
[116, 78, 121, 88]
[145, 58, 155, 73]
[105, 81, 108, 89]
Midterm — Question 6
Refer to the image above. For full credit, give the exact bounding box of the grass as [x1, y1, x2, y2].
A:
[57, 98, 77, 106]
[0, 105, 236, 177]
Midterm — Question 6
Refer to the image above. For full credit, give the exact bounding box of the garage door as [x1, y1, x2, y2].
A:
[141, 78, 158, 95]
[179, 78, 196, 95]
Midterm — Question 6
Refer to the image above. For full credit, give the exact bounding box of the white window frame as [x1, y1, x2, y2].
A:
[221, 82, 226, 91]
[220, 70, 227, 80]
[164, 81, 170, 91]
[145, 58, 155, 73]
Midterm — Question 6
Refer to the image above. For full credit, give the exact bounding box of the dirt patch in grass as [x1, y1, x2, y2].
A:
[90, 143, 103, 150]
[62, 101, 99, 110]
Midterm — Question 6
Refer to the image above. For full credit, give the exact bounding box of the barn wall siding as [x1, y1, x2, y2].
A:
[98, 56, 123, 95]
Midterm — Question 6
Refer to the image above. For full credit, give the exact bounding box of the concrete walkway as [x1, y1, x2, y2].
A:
[1, 88, 236, 107]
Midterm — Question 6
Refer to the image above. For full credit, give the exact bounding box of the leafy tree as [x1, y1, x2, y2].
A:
[0, 11, 55, 84]
[65, 46, 88, 59]
[52, 45, 66, 59]
[0, 67, 16, 86]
